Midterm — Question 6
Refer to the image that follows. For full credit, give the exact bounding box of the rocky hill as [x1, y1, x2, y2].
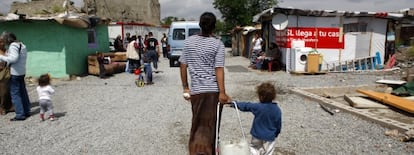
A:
[9, 0, 161, 25]
[83, 0, 160, 25]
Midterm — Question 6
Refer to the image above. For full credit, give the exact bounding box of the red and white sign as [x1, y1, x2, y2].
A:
[276, 27, 344, 49]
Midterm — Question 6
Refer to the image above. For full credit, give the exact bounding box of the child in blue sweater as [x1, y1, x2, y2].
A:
[231, 82, 282, 155]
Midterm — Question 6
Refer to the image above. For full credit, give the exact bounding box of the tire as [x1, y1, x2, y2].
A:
[170, 58, 175, 67]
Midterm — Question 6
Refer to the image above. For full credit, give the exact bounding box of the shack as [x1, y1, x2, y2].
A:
[231, 25, 260, 57]
[252, 7, 409, 72]
[0, 13, 110, 78]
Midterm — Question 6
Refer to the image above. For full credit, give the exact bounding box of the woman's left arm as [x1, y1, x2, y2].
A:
[0, 43, 19, 64]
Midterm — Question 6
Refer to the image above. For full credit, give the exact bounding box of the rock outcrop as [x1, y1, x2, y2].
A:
[9, 0, 161, 25]
[10, 0, 80, 16]
[82, 0, 160, 25]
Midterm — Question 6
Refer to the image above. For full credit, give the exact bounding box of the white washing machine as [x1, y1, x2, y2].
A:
[290, 47, 312, 72]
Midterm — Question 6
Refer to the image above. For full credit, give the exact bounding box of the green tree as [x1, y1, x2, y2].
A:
[161, 16, 179, 25]
[213, 0, 278, 31]
[215, 20, 228, 35]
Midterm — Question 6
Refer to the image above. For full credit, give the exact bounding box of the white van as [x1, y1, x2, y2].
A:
[168, 21, 201, 67]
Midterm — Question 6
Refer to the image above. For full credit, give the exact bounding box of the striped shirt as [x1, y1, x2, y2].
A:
[179, 35, 225, 95]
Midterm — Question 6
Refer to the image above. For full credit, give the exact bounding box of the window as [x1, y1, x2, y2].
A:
[173, 29, 185, 40]
[189, 28, 200, 36]
[344, 23, 367, 33]
[87, 29, 98, 48]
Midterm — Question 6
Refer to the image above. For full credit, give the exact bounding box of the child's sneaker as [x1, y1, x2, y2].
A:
[40, 114, 45, 121]
[49, 115, 56, 121]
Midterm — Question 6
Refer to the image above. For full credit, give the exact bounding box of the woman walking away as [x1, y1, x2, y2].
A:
[179, 12, 230, 155]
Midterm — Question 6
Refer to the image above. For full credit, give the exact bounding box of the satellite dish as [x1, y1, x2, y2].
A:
[272, 13, 288, 30]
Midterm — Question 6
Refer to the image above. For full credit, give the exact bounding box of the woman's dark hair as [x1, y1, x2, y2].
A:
[0, 31, 17, 45]
[256, 82, 276, 103]
[199, 12, 216, 37]
[38, 74, 51, 87]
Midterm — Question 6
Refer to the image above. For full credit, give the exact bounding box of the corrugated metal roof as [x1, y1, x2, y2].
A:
[253, 7, 406, 23]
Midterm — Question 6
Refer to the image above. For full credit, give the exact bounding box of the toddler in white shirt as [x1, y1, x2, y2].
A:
[36, 74, 55, 121]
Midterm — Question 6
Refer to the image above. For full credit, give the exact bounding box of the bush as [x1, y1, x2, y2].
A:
[408, 46, 414, 58]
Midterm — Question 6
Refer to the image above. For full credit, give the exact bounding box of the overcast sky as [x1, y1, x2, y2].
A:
[1, 0, 412, 20]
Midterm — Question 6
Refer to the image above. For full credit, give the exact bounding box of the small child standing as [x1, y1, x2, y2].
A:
[96, 52, 107, 79]
[36, 74, 55, 121]
[230, 82, 282, 155]
[142, 50, 153, 85]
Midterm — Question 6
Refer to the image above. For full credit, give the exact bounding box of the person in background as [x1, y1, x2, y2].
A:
[124, 32, 132, 49]
[228, 82, 282, 155]
[161, 33, 168, 58]
[249, 32, 264, 68]
[144, 34, 149, 43]
[137, 35, 144, 64]
[257, 42, 282, 71]
[145, 32, 160, 72]
[125, 35, 140, 73]
[0, 37, 12, 115]
[114, 35, 125, 52]
[96, 52, 107, 78]
[179, 12, 230, 155]
[0, 32, 31, 121]
[255, 52, 266, 70]
[36, 74, 55, 121]
[142, 50, 153, 85]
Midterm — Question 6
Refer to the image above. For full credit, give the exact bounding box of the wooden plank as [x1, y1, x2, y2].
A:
[404, 96, 414, 101]
[375, 79, 407, 85]
[344, 95, 389, 109]
[290, 71, 327, 75]
[357, 89, 414, 114]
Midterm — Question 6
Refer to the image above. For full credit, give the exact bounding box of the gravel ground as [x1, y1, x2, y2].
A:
[1, 51, 413, 155]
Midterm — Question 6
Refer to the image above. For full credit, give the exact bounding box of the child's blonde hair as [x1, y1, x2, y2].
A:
[256, 82, 276, 103]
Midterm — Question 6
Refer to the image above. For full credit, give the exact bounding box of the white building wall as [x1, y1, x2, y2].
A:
[278, 15, 387, 71]
[108, 24, 169, 41]
[368, 18, 387, 60]
[108, 25, 122, 39]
